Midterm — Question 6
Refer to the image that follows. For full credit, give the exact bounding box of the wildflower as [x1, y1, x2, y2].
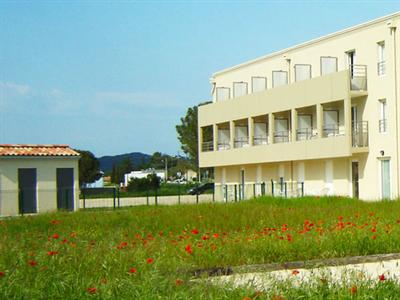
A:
[242, 297, 251, 300]
[292, 269, 300, 276]
[202, 235, 209, 240]
[28, 260, 37, 267]
[350, 286, 357, 294]
[51, 220, 61, 225]
[287, 234, 292, 242]
[47, 251, 59, 256]
[212, 233, 219, 238]
[185, 244, 193, 254]
[371, 227, 377, 232]
[191, 228, 199, 235]
[0, 271, 5, 278]
[61, 238, 68, 244]
[52, 233, 59, 239]
[338, 216, 343, 221]
[272, 295, 284, 300]
[70, 232, 77, 238]
[87, 287, 97, 294]
[372, 235, 377, 240]
[128, 268, 137, 274]
[117, 242, 128, 249]
[146, 258, 154, 264]
[379, 274, 385, 281]
[175, 279, 184, 286]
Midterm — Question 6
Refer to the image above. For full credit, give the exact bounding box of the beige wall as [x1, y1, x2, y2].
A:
[200, 13, 400, 201]
[0, 157, 79, 216]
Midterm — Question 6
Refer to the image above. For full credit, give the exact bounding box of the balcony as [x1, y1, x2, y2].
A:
[201, 141, 213, 152]
[218, 142, 230, 151]
[234, 137, 249, 148]
[296, 128, 316, 141]
[274, 131, 291, 143]
[253, 135, 269, 146]
[352, 121, 368, 148]
[350, 64, 367, 91]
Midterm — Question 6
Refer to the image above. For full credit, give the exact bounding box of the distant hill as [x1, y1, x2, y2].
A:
[98, 152, 151, 173]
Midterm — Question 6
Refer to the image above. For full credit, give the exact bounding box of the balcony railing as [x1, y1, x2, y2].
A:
[379, 119, 387, 133]
[296, 128, 316, 141]
[218, 142, 230, 151]
[350, 64, 367, 91]
[201, 141, 214, 152]
[352, 121, 369, 148]
[323, 124, 344, 137]
[378, 61, 386, 76]
[274, 131, 291, 143]
[253, 135, 269, 146]
[234, 137, 249, 148]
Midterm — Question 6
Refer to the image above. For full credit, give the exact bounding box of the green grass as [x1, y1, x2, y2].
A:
[2, 196, 400, 298]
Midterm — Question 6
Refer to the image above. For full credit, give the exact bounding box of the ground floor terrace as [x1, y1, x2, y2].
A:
[213, 154, 395, 201]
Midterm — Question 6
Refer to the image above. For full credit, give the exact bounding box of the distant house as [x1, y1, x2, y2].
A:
[124, 169, 165, 186]
[0, 144, 80, 216]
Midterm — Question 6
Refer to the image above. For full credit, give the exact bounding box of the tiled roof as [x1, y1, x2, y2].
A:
[0, 144, 80, 157]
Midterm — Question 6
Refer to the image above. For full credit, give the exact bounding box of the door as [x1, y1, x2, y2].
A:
[18, 168, 37, 214]
[57, 168, 74, 210]
[381, 159, 391, 199]
[351, 162, 359, 199]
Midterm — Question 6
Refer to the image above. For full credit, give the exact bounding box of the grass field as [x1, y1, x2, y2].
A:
[2, 196, 400, 298]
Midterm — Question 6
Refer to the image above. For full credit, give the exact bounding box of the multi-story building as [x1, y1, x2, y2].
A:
[198, 12, 400, 201]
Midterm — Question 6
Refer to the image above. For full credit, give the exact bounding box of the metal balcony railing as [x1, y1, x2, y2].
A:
[253, 135, 269, 146]
[378, 61, 386, 76]
[296, 128, 315, 141]
[323, 124, 344, 137]
[201, 141, 214, 152]
[352, 121, 369, 148]
[379, 119, 387, 133]
[217, 142, 230, 151]
[234, 137, 249, 148]
[349, 64, 367, 91]
[274, 131, 291, 143]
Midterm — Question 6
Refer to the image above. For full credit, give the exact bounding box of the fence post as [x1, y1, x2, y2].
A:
[284, 182, 287, 198]
[113, 187, 116, 209]
[261, 182, 265, 196]
[82, 188, 86, 209]
[117, 187, 120, 208]
[212, 186, 215, 202]
[271, 180, 274, 197]
[301, 182, 304, 197]
[234, 185, 237, 202]
[155, 188, 158, 206]
[146, 189, 149, 206]
[225, 185, 228, 203]
[253, 184, 256, 198]
[178, 183, 181, 205]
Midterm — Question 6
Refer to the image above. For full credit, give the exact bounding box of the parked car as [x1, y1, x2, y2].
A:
[187, 182, 214, 195]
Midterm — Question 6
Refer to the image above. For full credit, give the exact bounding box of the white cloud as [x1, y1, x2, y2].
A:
[0, 81, 31, 96]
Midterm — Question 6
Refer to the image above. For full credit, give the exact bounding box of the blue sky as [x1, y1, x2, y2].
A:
[0, 1, 399, 157]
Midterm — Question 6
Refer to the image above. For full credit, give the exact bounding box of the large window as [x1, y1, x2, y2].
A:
[233, 82, 248, 98]
[272, 71, 288, 87]
[320, 56, 338, 75]
[251, 76, 267, 93]
[294, 64, 311, 82]
[216, 87, 230, 102]
[377, 41, 385, 76]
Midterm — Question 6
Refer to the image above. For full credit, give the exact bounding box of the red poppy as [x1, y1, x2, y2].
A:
[129, 268, 137, 274]
[185, 244, 193, 254]
[175, 279, 184, 286]
[117, 242, 128, 249]
[52, 233, 59, 239]
[0, 271, 5, 278]
[350, 286, 357, 294]
[51, 220, 61, 225]
[61, 238, 68, 244]
[292, 270, 299, 276]
[47, 251, 59, 256]
[201, 235, 209, 240]
[146, 258, 154, 264]
[379, 274, 385, 281]
[191, 229, 199, 235]
[212, 233, 219, 238]
[28, 260, 37, 266]
[371, 227, 377, 232]
[338, 216, 343, 221]
[287, 234, 292, 242]
[70, 232, 77, 238]
[87, 287, 97, 294]
[372, 235, 377, 240]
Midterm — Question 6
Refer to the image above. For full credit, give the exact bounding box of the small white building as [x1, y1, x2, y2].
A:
[0, 144, 80, 216]
[124, 169, 165, 186]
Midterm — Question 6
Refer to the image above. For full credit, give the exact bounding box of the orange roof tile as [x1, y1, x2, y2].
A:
[0, 144, 80, 157]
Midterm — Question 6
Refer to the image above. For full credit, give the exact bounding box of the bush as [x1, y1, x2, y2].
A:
[127, 174, 161, 192]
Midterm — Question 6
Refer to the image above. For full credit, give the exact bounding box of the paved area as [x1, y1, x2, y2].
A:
[214, 258, 400, 289]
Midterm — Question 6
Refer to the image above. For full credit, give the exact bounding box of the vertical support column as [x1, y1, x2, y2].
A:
[213, 124, 218, 151]
[291, 108, 297, 142]
[269, 113, 275, 144]
[317, 103, 323, 138]
[230, 120, 235, 149]
[248, 117, 254, 146]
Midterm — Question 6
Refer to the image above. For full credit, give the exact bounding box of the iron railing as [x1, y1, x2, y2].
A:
[352, 121, 369, 147]
[349, 64, 367, 91]
[274, 131, 291, 143]
[234, 137, 249, 148]
[377, 61, 386, 76]
[201, 141, 214, 152]
[379, 119, 387, 133]
[323, 124, 341, 137]
[296, 128, 315, 141]
[217, 142, 230, 151]
[253, 135, 268, 146]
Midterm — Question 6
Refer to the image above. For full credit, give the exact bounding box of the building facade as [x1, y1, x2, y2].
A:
[198, 12, 400, 201]
[0, 144, 80, 216]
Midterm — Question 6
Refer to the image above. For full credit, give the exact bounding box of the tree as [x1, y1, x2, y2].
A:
[176, 105, 198, 170]
[75, 150, 102, 187]
[110, 158, 134, 184]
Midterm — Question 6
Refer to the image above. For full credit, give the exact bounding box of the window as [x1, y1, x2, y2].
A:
[251, 76, 267, 93]
[272, 71, 288, 87]
[320, 56, 338, 75]
[294, 64, 311, 81]
[377, 41, 385, 76]
[233, 82, 248, 98]
[379, 99, 387, 133]
[216, 87, 230, 102]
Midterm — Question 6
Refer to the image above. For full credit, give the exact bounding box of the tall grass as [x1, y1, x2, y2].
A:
[1, 196, 400, 298]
